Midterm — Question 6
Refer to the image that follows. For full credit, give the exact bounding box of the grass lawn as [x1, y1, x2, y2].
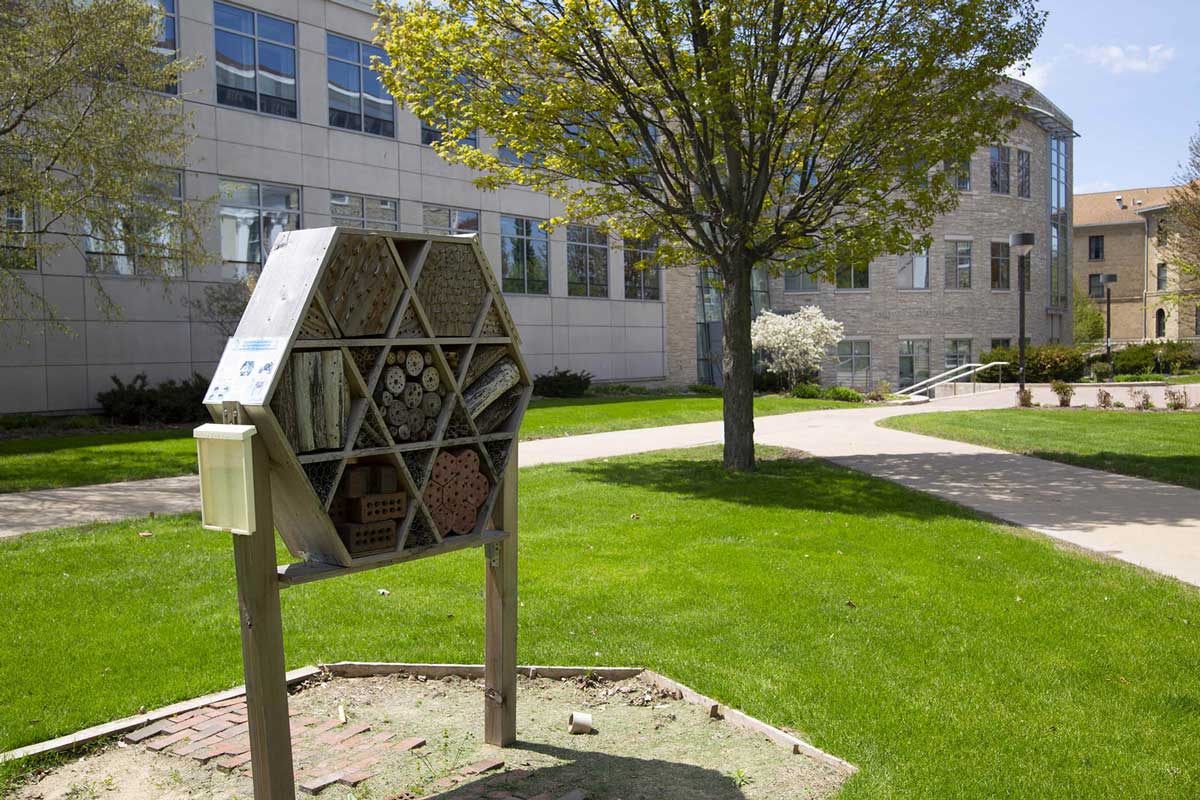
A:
[3, 447, 1198, 799]
[880, 409, 1200, 490]
[0, 395, 849, 493]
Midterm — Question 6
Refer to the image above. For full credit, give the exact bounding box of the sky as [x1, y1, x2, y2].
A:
[1008, 0, 1200, 194]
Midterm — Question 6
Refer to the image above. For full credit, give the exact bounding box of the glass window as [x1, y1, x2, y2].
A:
[897, 250, 929, 289]
[898, 339, 929, 389]
[2, 204, 37, 269]
[326, 34, 395, 137]
[944, 158, 971, 192]
[154, 0, 178, 93]
[85, 172, 184, 277]
[214, 2, 296, 118]
[1157, 263, 1169, 291]
[330, 192, 397, 230]
[989, 145, 1010, 194]
[945, 338, 972, 370]
[1087, 235, 1104, 261]
[836, 340, 871, 389]
[990, 242, 1010, 290]
[421, 205, 480, 235]
[567, 224, 609, 298]
[500, 215, 549, 294]
[1088, 274, 1104, 298]
[1017, 149, 1031, 198]
[624, 237, 660, 300]
[835, 262, 869, 290]
[785, 268, 818, 292]
[1156, 308, 1167, 338]
[1049, 136, 1070, 308]
[1195, 306, 1200, 337]
[218, 178, 299, 279]
[944, 241, 971, 289]
[989, 338, 1011, 351]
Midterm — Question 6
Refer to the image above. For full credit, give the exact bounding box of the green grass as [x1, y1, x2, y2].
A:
[2, 446, 1198, 799]
[518, 394, 852, 440]
[0, 395, 848, 493]
[880, 409, 1200, 490]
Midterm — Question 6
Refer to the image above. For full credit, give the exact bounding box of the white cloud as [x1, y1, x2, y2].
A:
[1069, 44, 1175, 75]
[1005, 60, 1053, 91]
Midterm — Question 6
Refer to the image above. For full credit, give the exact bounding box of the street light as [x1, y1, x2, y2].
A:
[1101, 274, 1119, 366]
[1010, 232, 1036, 393]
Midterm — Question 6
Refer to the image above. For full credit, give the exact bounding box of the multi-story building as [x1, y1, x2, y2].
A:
[690, 81, 1076, 389]
[1, 0, 690, 415]
[1073, 187, 1199, 342]
[1, 7, 1075, 412]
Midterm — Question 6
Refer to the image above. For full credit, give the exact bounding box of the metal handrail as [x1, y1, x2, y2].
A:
[896, 361, 1009, 397]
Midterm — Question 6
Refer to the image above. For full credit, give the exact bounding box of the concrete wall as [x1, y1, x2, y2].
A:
[0, 0, 669, 414]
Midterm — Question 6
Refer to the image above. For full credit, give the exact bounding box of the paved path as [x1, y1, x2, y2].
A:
[2, 385, 1197, 589]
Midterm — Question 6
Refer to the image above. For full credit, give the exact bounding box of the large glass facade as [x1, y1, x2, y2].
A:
[218, 178, 300, 279]
[214, 2, 297, 118]
[327, 34, 394, 137]
[694, 266, 769, 385]
[1049, 135, 1070, 308]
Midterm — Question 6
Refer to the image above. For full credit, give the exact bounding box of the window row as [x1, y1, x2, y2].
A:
[783, 242, 1032, 293]
[942, 147, 1032, 198]
[839, 337, 1018, 390]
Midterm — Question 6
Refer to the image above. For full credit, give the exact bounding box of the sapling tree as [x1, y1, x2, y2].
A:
[750, 308, 842, 386]
[377, 0, 1043, 470]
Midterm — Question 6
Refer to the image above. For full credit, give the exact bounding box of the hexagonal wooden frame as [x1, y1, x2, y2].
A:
[205, 227, 532, 568]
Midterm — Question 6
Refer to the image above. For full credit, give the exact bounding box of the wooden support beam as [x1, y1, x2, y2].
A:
[234, 433, 296, 800]
[484, 443, 518, 746]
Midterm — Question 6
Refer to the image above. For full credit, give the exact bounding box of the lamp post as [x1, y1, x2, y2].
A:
[1010, 232, 1036, 393]
[1101, 273, 1119, 366]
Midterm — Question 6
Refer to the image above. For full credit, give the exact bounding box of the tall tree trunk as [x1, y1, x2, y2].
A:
[720, 262, 756, 471]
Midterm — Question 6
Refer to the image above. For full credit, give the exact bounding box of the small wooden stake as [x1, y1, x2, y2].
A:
[234, 432, 296, 799]
[484, 443, 518, 746]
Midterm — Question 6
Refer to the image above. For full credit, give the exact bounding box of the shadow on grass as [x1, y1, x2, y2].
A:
[561, 450, 983, 525]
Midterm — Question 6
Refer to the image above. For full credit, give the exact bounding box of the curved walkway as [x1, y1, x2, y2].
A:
[2, 387, 1197, 588]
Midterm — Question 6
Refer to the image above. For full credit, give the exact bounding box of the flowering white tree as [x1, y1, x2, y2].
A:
[750, 309, 844, 386]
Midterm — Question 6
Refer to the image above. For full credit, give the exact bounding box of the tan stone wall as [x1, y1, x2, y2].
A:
[664, 265, 698, 386]
[1072, 221, 1147, 340]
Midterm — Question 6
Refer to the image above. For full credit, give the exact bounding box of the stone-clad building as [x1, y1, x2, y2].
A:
[0, 1, 1073, 413]
[1073, 187, 1198, 342]
[690, 81, 1076, 389]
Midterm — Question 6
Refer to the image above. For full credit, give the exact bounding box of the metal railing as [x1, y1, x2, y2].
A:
[895, 362, 1009, 398]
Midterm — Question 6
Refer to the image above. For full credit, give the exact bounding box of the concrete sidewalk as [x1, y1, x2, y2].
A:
[2, 387, 1197, 589]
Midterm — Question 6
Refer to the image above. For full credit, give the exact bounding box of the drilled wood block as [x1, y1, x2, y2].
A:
[416, 242, 487, 337]
[319, 235, 403, 336]
[298, 303, 336, 339]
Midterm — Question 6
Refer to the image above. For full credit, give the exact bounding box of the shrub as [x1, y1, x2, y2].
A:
[822, 386, 863, 403]
[750, 308, 843, 387]
[1164, 388, 1190, 411]
[1016, 388, 1033, 408]
[789, 383, 822, 399]
[1113, 345, 1156, 376]
[981, 345, 1085, 383]
[1051, 380, 1075, 407]
[1114, 373, 1164, 382]
[1097, 388, 1114, 409]
[1128, 389, 1154, 411]
[1114, 400, 1127, 408]
[96, 373, 210, 425]
[1091, 361, 1113, 382]
[1157, 341, 1198, 373]
[865, 379, 893, 402]
[533, 368, 593, 397]
[688, 382, 723, 396]
[753, 368, 789, 393]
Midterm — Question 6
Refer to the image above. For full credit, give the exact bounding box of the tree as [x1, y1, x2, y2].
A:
[377, 0, 1043, 470]
[188, 277, 256, 339]
[1166, 127, 1200, 312]
[1, 0, 207, 325]
[1072, 283, 1105, 347]
[750, 308, 842, 386]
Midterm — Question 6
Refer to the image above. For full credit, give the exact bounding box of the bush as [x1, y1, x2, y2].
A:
[1128, 389, 1154, 411]
[1165, 388, 1190, 411]
[1091, 361, 1113, 382]
[1097, 388, 1114, 409]
[981, 345, 1085, 383]
[1114, 373, 1164, 382]
[789, 383, 822, 399]
[533, 368, 593, 398]
[822, 386, 863, 403]
[96, 373, 210, 425]
[865, 379, 893, 403]
[1157, 341, 1198, 373]
[688, 382, 723, 396]
[1016, 388, 1033, 408]
[753, 369, 789, 393]
[1113, 345, 1157, 376]
[1051, 380, 1075, 407]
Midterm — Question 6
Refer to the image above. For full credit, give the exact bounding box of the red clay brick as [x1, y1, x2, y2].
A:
[461, 759, 504, 776]
[214, 752, 253, 772]
[124, 720, 173, 743]
[299, 771, 346, 795]
[337, 769, 378, 786]
[188, 718, 234, 739]
[219, 722, 249, 739]
[145, 730, 194, 751]
[320, 722, 372, 745]
[173, 735, 224, 757]
[394, 736, 426, 752]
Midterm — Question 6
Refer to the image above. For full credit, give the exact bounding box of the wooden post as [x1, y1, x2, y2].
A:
[484, 442, 518, 746]
[234, 433, 296, 799]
